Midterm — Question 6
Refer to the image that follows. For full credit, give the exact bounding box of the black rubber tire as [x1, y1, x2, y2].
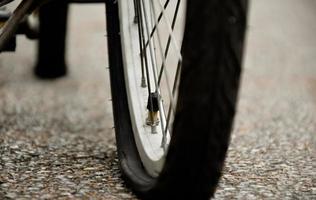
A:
[106, 0, 248, 199]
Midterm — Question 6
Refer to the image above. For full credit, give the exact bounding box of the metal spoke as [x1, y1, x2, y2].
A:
[142, 0, 170, 53]
[140, 0, 167, 143]
[158, 0, 181, 85]
[149, 0, 176, 123]
[156, 0, 182, 62]
[149, 0, 184, 148]
[164, 60, 182, 136]
[149, 1, 161, 76]
[134, 0, 184, 150]
[135, 0, 152, 94]
[133, 0, 146, 87]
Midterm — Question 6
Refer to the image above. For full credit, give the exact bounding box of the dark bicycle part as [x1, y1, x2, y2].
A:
[0, 7, 15, 51]
[0, 0, 107, 53]
[0, 0, 13, 7]
[147, 92, 159, 112]
[0, 36, 15, 51]
[33, 0, 107, 79]
[1, 0, 108, 79]
[18, 15, 39, 39]
[0, 7, 10, 21]
[0, 0, 105, 6]
[0, 0, 37, 51]
[34, 0, 68, 79]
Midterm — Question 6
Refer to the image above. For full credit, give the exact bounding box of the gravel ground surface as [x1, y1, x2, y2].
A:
[1, 0, 316, 199]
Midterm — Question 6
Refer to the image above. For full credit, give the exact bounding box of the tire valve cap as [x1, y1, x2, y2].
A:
[146, 92, 160, 133]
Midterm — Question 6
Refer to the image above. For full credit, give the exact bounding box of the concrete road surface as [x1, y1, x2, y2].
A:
[0, 0, 315, 199]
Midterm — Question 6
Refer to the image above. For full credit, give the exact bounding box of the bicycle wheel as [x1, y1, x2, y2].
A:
[106, 0, 248, 199]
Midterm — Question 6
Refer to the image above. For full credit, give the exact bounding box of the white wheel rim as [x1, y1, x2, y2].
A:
[118, 0, 185, 177]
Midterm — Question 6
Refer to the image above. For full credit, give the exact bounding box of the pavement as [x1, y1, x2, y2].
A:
[0, 0, 315, 199]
